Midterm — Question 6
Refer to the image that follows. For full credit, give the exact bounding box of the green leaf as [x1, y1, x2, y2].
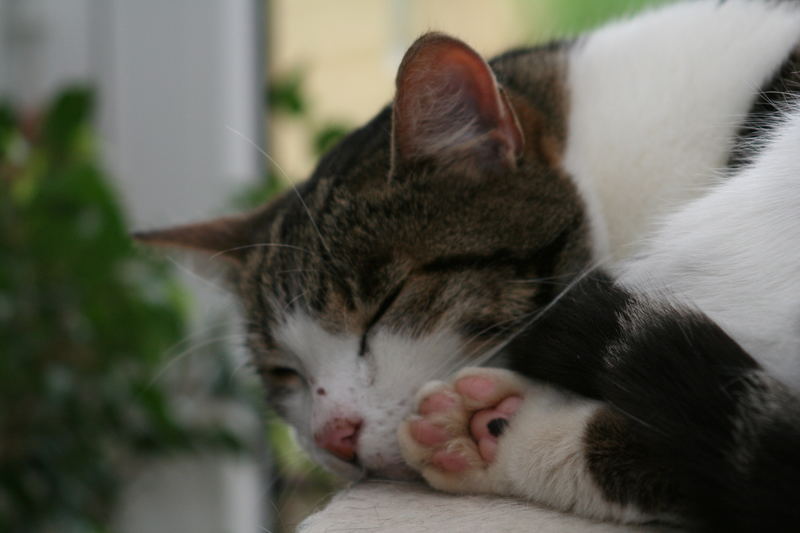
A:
[267, 70, 307, 116]
[41, 87, 94, 155]
[312, 123, 350, 157]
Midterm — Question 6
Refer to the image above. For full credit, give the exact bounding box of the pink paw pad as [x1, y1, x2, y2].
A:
[455, 376, 497, 401]
[400, 368, 529, 482]
[432, 450, 469, 472]
[468, 395, 522, 461]
[420, 392, 457, 415]
[408, 418, 449, 446]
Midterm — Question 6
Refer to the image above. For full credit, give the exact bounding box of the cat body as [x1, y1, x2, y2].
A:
[136, 0, 800, 530]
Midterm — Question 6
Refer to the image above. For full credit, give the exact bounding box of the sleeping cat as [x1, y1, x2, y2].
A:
[135, 0, 800, 530]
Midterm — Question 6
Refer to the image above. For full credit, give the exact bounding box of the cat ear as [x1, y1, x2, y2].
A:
[390, 33, 524, 176]
[132, 214, 254, 264]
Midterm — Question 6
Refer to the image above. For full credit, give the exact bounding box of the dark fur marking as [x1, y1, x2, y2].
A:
[506, 271, 632, 399]
[487, 417, 508, 437]
[461, 318, 510, 340]
[589, 313, 797, 532]
[420, 248, 522, 273]
[530, 213, 583, 306]
[359, 280, 406, 356]
[584, 408, 680, 515]
[420, 213, 580, 282]
[509, 270, 800, 530]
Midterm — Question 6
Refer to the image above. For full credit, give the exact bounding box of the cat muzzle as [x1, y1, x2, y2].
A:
[314, 416, 363, 462]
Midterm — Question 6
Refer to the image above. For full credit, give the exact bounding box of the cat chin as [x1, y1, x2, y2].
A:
[321, 458, 365, 480]
[363, 462, 419, 481]
[317, 452, 418, 481]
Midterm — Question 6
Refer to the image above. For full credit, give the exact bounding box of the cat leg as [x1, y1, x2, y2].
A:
[398, 367, 653, 523]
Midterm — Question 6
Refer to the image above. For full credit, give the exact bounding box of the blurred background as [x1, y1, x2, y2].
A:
[0, 1, 669, 532]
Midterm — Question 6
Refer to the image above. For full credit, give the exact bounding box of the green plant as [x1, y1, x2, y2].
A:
[0, 88, 241, 533]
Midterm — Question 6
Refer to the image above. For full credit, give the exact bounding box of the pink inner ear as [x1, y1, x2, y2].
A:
[433, 46, 502, 124]
[392, 33, 523, 167]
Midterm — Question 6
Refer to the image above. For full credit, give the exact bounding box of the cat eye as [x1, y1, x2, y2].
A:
[359, 281, 407, 356]
[261, 366, 303, 386]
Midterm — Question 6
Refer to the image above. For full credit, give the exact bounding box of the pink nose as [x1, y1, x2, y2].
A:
[314, 417, 362, 461]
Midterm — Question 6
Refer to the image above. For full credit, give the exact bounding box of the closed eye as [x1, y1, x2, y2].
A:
[260, 366, 303, 387]
[359, 280, 406, 356]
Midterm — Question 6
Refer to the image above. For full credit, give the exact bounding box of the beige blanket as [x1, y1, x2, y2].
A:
[298, 481, 675, 532]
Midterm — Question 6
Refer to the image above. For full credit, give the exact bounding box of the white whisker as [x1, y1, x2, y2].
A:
[210, 242, 317, 261]
[225, 125, 333, 256]
[167, 256, 232, 295]
[147, 333, 246, 388]
[228, 357, 253, 381]
[283, 291, 309, 312]
[467, 262, 606, 370]
[433, 261, 608, 382]
[161, 317, 246, 357]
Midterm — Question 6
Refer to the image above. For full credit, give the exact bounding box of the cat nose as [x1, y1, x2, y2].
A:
[314, 417, 363, 461]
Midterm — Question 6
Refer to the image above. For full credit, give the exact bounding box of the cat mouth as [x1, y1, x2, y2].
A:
[324, 450, 416, 481]
[358, 452, 418, 480]
[364, 463, 419, 481]
[321, 452, 365, 479]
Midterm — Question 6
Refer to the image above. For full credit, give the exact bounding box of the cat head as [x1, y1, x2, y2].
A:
[135, 34, 589, 479]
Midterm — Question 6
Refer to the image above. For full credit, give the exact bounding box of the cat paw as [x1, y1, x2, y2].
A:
[397, 367, 530, 494]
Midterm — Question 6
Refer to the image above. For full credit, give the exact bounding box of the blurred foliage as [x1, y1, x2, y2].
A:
[311, 123, 350, 158]
[519, 0, 673, 38]
[0, 88, 243, 533]
[267, 70, 307, 117]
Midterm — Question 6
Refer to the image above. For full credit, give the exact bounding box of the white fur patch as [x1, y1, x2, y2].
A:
[565, 0, 800, 261]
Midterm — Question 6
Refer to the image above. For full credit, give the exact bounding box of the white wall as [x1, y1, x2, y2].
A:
[116, 456, 264, 533]
[0, 0, 93, 107]
[97, 0, 263, 228]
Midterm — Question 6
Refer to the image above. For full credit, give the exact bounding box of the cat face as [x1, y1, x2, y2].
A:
[136, 34, 590, 479]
